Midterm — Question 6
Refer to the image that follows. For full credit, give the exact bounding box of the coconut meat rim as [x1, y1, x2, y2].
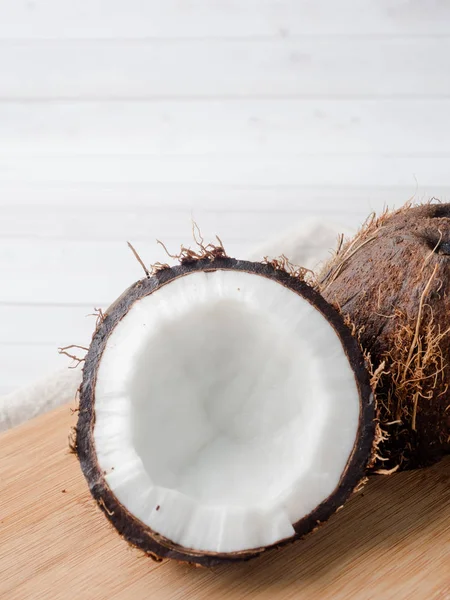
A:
[93, 269, 361, 554]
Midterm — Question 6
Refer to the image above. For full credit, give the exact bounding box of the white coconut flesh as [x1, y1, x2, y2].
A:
[93, 269, 361, 554]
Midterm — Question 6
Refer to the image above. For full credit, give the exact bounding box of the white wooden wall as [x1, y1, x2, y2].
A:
[1, 0, 450, 395]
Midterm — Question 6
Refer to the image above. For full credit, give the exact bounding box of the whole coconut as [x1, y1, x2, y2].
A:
[319, 202, 450, 470]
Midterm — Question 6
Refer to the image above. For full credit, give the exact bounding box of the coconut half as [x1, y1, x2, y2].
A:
[76, 257, 374, 565]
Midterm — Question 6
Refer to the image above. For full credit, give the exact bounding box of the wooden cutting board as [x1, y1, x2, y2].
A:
[1, 405, 449, 600]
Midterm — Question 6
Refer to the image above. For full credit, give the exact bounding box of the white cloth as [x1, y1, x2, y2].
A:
[0, 367, 82, 433]
[0, 219, 351, 432]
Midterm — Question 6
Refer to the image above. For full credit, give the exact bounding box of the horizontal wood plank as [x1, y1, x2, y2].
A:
[0, 38, 448, 99]
[0, 205, 365, 242]
[1, 0, 450, 39]
[3, 99, 450, 155]
[0, 154, 448, 186]
[0, 183, 428, 210]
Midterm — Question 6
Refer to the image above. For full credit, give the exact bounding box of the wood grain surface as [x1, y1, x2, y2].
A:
[0, 405, 449, 600]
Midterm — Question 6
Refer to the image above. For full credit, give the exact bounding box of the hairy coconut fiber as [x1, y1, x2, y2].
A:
[319, 202, 450, 470]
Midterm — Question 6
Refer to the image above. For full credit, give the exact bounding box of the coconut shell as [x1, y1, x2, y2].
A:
[76, 256, 375, 566]
[319, 203, 450, 470]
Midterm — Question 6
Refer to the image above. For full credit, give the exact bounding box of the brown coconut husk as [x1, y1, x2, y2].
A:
[319, 201, 450, 470]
